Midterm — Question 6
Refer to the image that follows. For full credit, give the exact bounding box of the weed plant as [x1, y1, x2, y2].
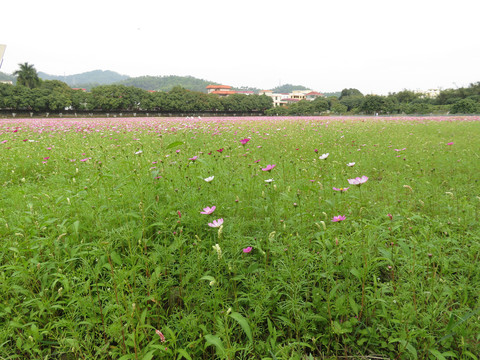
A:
[0, 116, 479, 359]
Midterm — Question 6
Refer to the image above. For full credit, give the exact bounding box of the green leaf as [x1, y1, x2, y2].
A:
[141, 350, 156, 360]
[204, 334, 225, 356]
[166, 141, 184, 150]
[428, 349, 447, 360]
[230, 312, 253, 342]
[177, 348, 192, 360]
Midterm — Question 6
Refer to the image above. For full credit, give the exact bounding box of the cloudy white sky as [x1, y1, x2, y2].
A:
[1, 0, 479, 94]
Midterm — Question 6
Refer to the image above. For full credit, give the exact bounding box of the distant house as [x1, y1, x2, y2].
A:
[305, 91, 324, 101]
[260, 90, 291, 107]
[206, 84, 236, 96]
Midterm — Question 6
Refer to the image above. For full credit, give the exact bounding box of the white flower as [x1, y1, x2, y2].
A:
[347, 162, 355, 167]
[319, 153, 329, 160]
[204, 176, 214, 182]
[265, 179, 274, 183]
[212, 244, 222, 259]
[135, 150, 143, 155]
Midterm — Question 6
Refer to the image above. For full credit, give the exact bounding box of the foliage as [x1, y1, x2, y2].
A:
[13, 62, 40, 89]
[271, 84, 309, 94]
[0, 116, 479, 359]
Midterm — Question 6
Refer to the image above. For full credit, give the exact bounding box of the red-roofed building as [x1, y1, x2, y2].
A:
[206, 85, 232, 94]
[306, 91, 324, 100]
[211, 90, 237, 96]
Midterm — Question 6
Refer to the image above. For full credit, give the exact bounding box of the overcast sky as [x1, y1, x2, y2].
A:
[1, 0, 479, 94]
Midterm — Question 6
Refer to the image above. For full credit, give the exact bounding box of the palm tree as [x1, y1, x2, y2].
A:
[13, 62, 40, 89]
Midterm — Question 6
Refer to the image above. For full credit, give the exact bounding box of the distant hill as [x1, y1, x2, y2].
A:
[116, 75, 219, 93]
[271, 84, 310, 94]
[38, 70, 130, 88]
[0, 72, 15, 83]
[3, 69, 333, 95]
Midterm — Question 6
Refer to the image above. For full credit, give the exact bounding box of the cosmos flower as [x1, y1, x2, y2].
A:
[204, 176, 214, 182]
[243, 246, 253, 253]
[262, 164, 276, 171]
[265, 179, 274, 183]
[240, 138, 250, 145]
[447, 142, 454, 145]
[200, 206, 216, 215]
[208, 218, 224, 228]
[333, 187, 349, 192]
[331, 215, 346, 222]
[189, 156, 198, 161]
[319, 153, 329, 160]
[347, 162, 355, 167]
[347, 176, 368, 185]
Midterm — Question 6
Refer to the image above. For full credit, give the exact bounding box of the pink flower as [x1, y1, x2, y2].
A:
[200, 206, 216, 215]
[447, 142, 454, 145]
[333, 187, 349, 192]
[155, 329, 166, 343]
[177, 211, 182, 218]
[243, 246, 252, 253]
[331, 215, 346, 222]
[217, 148, 224, 153]
[208, 218, 224, 228]
[387, 213, 393, 220]
[262, 164, 276, 172]
[189, 156, 198, 161]
[240, 138, 250, 145]
[347, 176, 368, 185]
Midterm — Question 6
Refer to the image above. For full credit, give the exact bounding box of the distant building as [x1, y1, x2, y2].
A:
[0, 80, 13, 85]
[414, 88, 440, 99]
[206, 84, 236, 96]
[305, 91, 324, 101]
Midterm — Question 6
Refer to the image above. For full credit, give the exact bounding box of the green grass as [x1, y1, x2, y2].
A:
[0, 116, 479, 359]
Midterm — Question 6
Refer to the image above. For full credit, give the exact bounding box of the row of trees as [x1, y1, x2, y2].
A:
[267, 85, 480, 115]
[1, 64, 273, 113]
[0, 82, 273, 113]
[2, 63, 479, 115]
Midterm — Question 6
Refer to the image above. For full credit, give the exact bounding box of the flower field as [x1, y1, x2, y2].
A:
[1, 116, 479, 359]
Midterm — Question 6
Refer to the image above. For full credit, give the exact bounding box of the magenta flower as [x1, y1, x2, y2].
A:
[155, 329, 166, 343]
[208, 218, 224, 228]
[217, 148, 224, 153]
[333, 187, 349, 192]
[200, 206, 216, 215]
[243, 246, 252, 253]
[189, 156, 198, 161]
[347, 176, 368, 185]
[262, 164, 276, 172]
[331, 215, 346, 222]
[240, 138, 250, 145]
[447, 142, 454, 145]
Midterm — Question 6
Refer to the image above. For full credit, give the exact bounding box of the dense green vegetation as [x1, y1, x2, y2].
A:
[1, 63, 479, 115]
[0, 116, 479, 359]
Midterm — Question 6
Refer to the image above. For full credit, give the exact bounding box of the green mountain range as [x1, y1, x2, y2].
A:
[1, 69, 336, 95]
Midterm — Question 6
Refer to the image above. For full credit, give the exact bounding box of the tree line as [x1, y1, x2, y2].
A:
[267, 85, 480, 115]
[1, 63, 479, 115]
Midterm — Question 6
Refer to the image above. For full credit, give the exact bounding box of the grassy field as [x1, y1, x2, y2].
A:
[0, 116, 479, 359]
